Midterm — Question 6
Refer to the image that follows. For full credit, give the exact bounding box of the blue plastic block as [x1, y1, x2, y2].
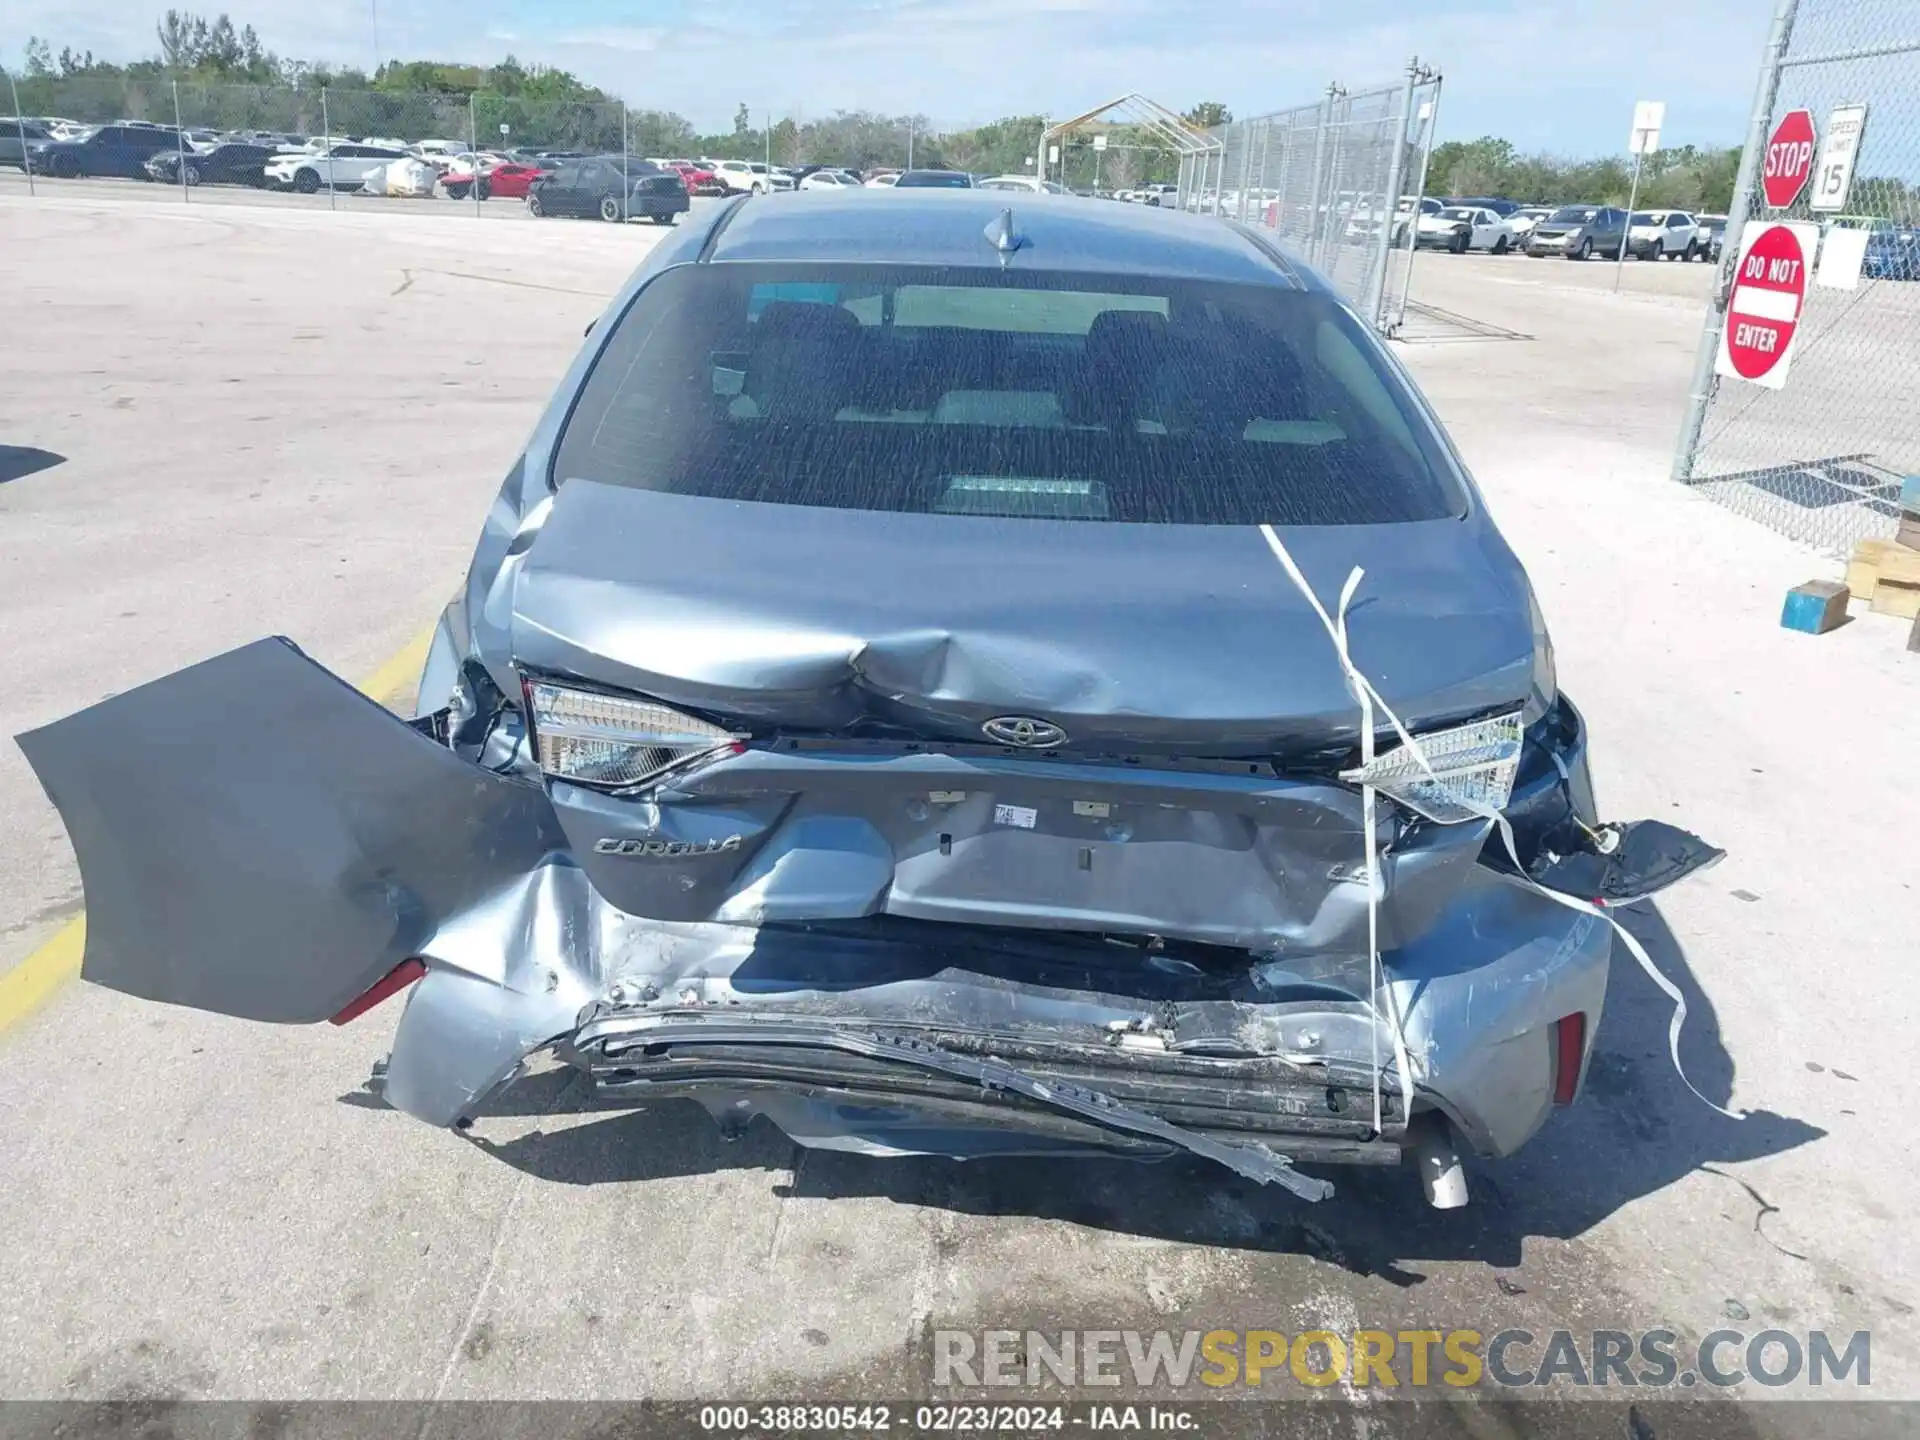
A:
[1901, 473, 1920, 515]
[1781, 580, 1848, 634]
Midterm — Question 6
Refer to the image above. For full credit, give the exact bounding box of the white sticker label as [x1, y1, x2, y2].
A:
[993, 803, 1038, 830]
[1072, 800, 1112, 818]
[1815, 225, 1870, 290]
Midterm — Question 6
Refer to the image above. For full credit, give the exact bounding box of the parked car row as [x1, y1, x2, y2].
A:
[1, 123, 1136, 207]
[1392, 196, 1726, 263]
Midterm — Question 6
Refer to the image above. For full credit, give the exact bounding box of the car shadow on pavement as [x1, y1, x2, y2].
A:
[390, 900, 1823, 1283]
[0, 445, 66, 484]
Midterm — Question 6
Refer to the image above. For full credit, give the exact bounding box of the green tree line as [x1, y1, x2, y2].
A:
[1428, 133, 1918, 220]
[1427, 135, 1742, 212]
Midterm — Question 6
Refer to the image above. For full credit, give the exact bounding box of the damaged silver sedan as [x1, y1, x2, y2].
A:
[19, 190, 1722, 1207]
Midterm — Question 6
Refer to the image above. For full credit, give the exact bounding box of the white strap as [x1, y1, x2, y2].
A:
[1258, 528, 1416, 1136]
[1256, 525, 1742, 1127]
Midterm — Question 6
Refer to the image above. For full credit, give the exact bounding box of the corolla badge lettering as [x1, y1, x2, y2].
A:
[595, 835, 744, 858]
[983, 716, 1068, 748]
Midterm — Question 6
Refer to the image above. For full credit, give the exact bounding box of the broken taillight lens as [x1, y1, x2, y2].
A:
[1551, 1011, 1587, 1105]
[329, 958, 426, 1026]
[1341, 711, 1524, 825]
[523, 678, 746, 790]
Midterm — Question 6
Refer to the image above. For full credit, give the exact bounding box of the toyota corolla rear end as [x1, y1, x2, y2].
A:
[19, 196, 1720, 1206]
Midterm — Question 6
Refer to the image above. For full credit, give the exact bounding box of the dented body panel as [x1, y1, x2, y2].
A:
[17, 639, 566, 1025]
[508, 484, 1538, 756]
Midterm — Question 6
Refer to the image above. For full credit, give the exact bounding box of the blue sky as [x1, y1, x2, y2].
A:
[9, 0, 1774, 154]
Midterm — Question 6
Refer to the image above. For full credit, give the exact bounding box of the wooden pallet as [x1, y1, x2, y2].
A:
[1846, 537, 1920, 620]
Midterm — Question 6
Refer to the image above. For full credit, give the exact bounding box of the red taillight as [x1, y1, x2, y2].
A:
[329, 958, 427, 1026]
[1551, 1012, 1588, 1105]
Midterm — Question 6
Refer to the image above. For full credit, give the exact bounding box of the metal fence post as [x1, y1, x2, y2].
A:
[320, 86, 336, 210]
[1390, 75, 1442, 334]
[469, 91, 480, 217]
[622, 104, 631, 221]
[1670, 0, 1800, 483]
[1304, 83, 1340, 269]
[1315, 88, 1352, 271]
[1613, 146, 1646, 292]
[6, 68, 32, 197]
[171, 78, 190, 204]
[1257, 118, 1275, 226]
[1233, 120, 1251, 220]
[1361, 59, 1418, 329]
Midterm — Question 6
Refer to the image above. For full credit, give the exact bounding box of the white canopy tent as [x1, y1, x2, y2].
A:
[1036, 93, 1226, 211]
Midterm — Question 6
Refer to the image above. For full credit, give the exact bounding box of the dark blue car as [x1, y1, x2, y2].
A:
[27, 123, 185, 179]
[1861, 227, 1920, 281]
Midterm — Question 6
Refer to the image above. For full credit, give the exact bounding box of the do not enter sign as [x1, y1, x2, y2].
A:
[1715, 221, 1818, 389]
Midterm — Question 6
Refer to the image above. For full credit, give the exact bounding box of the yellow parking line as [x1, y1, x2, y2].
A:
[0, 622, 439, 1037]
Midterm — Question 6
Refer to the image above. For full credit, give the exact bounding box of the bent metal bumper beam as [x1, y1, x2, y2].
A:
[576, 1017, 1335, 1200]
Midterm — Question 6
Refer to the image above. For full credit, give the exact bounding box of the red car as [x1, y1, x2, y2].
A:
[668, 161, 724, 196]
[443, 163, 543, 201]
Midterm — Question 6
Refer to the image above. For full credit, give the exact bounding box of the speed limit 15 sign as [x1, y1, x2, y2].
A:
[1811, 103, 1869, 213]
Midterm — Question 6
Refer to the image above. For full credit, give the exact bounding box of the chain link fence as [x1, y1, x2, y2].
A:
[1201, 62, 1443, 333]
[1672, 0, 1920, 555]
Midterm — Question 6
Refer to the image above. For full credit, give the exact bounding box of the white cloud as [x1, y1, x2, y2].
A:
[554, 26, 667, 53]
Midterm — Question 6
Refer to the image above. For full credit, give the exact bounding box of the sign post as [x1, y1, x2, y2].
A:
[1715, 220, 1817, 389]
[1810, 103, 1867, 213]
[1614, 100, 1664, 293]
[1092, 131, 1106, 193]
[1761, 108, 1817, 209]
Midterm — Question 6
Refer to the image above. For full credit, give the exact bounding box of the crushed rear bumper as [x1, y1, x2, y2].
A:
[19, 638, 1630, 1202]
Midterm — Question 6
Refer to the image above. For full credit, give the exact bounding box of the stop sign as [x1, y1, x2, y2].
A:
[1716, 222, 1813, 389]
[1762, 108, 1816, 208]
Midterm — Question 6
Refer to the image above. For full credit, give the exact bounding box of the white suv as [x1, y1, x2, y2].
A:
[1626, 210, 1701, 261]
[798, 169, 861, 191]
[265, 143, 409, 193]
[712, 160, 789, 195]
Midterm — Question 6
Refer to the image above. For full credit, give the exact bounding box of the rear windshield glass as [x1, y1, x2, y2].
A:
[1548, 207, 1597, 223]
[552, 263, 1466, 525]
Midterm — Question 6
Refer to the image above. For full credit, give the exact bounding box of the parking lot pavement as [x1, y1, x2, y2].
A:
[1411, 247, 1720, 300]
[0, 171, 735, 222]
[0, 198, 1914, 1415]
[1394, 250, 1920, 1394]
[0, 196, 653, 973]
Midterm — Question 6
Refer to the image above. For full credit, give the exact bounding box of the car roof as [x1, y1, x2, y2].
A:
[703, 188, 1302, 285]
